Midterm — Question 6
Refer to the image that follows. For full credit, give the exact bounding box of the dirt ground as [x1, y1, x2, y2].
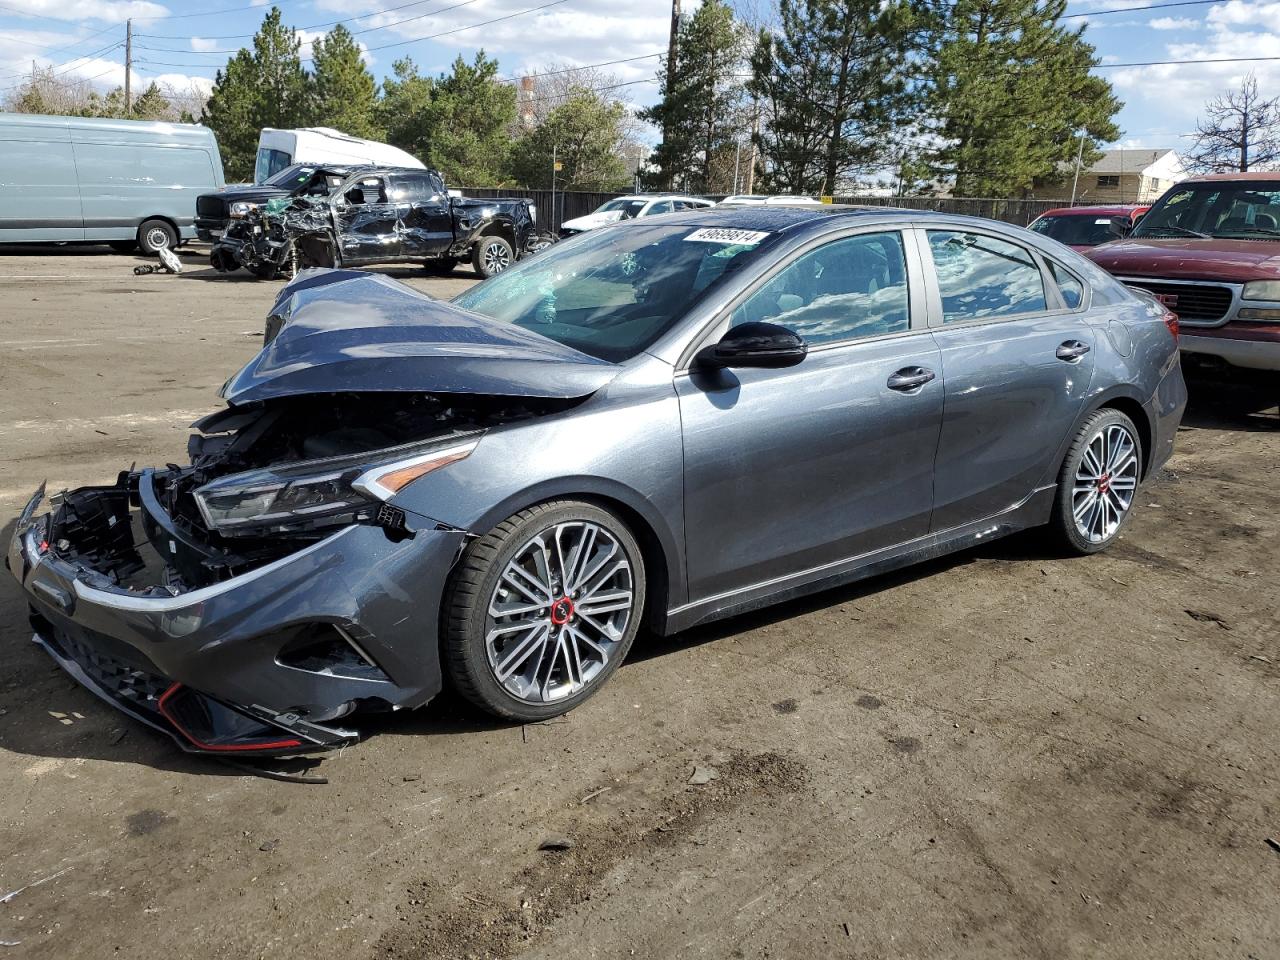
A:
[0, 244, 1277, 960]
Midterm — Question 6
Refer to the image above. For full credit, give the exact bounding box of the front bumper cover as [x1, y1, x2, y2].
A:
[7, 481, 467, 755]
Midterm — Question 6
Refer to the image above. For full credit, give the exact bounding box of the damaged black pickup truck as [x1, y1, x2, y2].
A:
[209, 165, 542, 280]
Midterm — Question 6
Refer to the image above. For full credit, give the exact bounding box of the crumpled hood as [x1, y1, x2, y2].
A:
[1088, 237, 1280, 282]
[221, 270, 619, 405]
[561, 210, 626, 231]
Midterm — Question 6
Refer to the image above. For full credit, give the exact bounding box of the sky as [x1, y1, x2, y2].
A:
[1, 0, 1278, 158]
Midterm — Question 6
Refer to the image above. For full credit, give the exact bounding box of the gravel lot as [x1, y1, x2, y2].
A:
[1, 244, 1277, 960]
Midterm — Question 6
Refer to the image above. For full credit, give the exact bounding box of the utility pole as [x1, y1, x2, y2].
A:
[124, 19, 133, 113]
[1070, 129, 1085, 204]
[663, 0, 680, 181]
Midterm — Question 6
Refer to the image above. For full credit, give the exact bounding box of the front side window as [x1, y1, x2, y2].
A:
[643, 200, 674, 217]
[345, 177, 387, 205]
[729, 232, 911, 346]
[453, 223, 773, 362]
[254, 148, 293, 185]
[928, 230, 1047, 323]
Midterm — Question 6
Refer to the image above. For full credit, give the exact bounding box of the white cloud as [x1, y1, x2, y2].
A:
[1106, 2, 1280, 149]
[1149, 16, 1198, 29]
[7, 0, 167, 23]
[190, 37, 219, 53]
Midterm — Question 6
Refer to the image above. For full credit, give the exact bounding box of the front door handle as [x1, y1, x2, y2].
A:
[1056, 340, 1091, 362]
[887, 366, 936, 392]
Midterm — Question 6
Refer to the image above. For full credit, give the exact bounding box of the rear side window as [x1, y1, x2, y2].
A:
[927, 230, 1047, 323]
[730, 231, 910, 346]
[390, 173, 439, 201]
[1048, 261, 1085, 309]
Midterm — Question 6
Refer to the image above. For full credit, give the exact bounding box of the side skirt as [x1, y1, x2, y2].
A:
[663, 486, 1056, 635]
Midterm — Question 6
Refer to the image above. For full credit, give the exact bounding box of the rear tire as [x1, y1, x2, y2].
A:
[443, 500, 646, 721]
[1047, 408, 1143, 555]
[137, 219, 177, 255]
[472, 235, 513, 279]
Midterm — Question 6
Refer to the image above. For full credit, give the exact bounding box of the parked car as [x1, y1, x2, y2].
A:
[718, 194, 823, 206]
[0, 113, 224, 252]
[558, 195, 715, 237]
[195, 162, 351, 242]
[209, 166, 539, 279]
[1028, 204, 1151, 251]
[253, 127, 424, 184]
[7, 206, 1184, 754]
[1087, 172, 1280, 371]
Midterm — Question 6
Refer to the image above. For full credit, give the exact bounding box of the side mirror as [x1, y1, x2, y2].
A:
[701, 321, 808, 369]
[1109, 215, 1133, 238]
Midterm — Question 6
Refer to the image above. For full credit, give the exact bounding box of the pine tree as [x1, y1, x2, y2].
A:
[201, 7, 309, 181]
[641, 0, 751, 192]
[311, 24, 381, 140]
[924, 0, 1121, 197]
[422, 52, 517, 186]
[510, 88, 632, 190]
[750, 0, 917, 194]
[379, 58, 434, 160]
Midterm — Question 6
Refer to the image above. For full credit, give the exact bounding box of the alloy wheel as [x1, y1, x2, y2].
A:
[485, 521, 635, 704]
[1071, 423, 1139, 543]
[482, 240, 511, 273]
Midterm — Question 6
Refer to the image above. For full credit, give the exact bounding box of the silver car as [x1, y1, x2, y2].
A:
[6, 206, 1186, 754]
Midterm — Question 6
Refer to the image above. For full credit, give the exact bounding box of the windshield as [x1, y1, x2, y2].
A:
[1133, 182, 1280, 239]
[1029, 214, 1119, 246]
[264, 163, 319, 188]
[453, 224, 774, 362]
[596, 198, 647, 219]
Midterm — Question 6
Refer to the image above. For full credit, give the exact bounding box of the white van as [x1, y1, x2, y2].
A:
[254, 128, 425, 184]
[0, 112, 224, 252]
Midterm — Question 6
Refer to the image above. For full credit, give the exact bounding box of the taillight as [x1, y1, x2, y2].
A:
[1162, 310, 1179, 341]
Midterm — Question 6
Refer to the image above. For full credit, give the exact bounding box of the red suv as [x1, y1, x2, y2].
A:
[1028, 204, 1151, 251]
[1087, 173, 1280, 371]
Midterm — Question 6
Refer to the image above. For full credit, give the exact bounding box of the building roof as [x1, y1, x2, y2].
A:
[1086, 149, 1176, 174]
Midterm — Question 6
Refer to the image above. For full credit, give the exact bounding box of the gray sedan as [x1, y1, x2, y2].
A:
[6, 206, 1186, 753]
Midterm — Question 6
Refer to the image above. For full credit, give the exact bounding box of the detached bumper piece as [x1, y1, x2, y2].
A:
[34, 616, 356, 756]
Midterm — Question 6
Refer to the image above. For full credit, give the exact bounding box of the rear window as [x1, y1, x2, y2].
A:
[1030, 214, 1117, 247]
[928, 230, 1047, 323]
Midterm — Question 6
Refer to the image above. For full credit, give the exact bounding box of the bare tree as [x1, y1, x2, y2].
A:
[1187, 73, 1280, 173]
[2, 65, 99, 116]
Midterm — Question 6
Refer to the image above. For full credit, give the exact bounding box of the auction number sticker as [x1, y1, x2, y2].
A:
[684, 228, 770, 245]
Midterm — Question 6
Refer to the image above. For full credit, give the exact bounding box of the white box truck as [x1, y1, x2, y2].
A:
[253, 128, 424, 184]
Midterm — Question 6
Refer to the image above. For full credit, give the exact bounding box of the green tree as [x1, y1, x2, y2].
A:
[378, 57, 434, 160]
[310, 24, 381, 140]
[750, 0, 918, 194]
[421, 52, 517, 185]
[641, 0, 751, 192]
[128, 82, 173, 120]
[201, 7, 310, 181]
[924, 0, 1121, 196]
[510, 88, 631, 190]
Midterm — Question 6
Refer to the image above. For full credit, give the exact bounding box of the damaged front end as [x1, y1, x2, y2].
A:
[8, 393, 564, 755]
[211, 197, 335, 280]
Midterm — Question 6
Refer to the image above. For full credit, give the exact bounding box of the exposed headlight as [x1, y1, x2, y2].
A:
[1242, 280, 1280, 301]
[194, 438, 478, 536]
[229, 201, 258, 219]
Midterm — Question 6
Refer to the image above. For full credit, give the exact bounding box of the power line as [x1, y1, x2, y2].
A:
[136, 0, 459, 41]
[0, 38, 124, 84]
[1095, 54, 1280, 68]
[1061, 0, 1217, 18]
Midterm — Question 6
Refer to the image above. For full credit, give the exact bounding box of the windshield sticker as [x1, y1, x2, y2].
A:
[1094, 218, 1112, 224]
[684, 228, 770, 245]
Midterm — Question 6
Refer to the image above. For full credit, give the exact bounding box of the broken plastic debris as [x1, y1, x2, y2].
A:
[689, 765, 718, 785]
[537, 837, 574, 851]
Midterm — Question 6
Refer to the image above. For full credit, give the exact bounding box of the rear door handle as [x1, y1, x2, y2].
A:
[887, 366, 936, 392]
[1056, 340, 1091, 362]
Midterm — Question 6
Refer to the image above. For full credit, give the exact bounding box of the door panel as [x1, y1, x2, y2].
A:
[0, 123, 82, 241]
[919, 226, 1096, 530]
[335, 177, 399, 263]
[929, 315, 1095, 529]
[678, 336, 943, 602]
[391, 173, 452, 255]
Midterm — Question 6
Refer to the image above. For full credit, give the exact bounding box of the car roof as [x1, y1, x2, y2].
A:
[1180, 171, 1280, 183]
[1038, 204, 1143, 217]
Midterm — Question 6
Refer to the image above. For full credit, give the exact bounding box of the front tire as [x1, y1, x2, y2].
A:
[1048, 408, 1143, 554]
[472, 235, 513, 278]
[444, 501, 646, 721]
[137, 219, 177, 254]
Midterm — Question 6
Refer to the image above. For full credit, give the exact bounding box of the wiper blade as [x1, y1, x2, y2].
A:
[1147, 226, 1211, 239]
[1218, 228, 1280, 238]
